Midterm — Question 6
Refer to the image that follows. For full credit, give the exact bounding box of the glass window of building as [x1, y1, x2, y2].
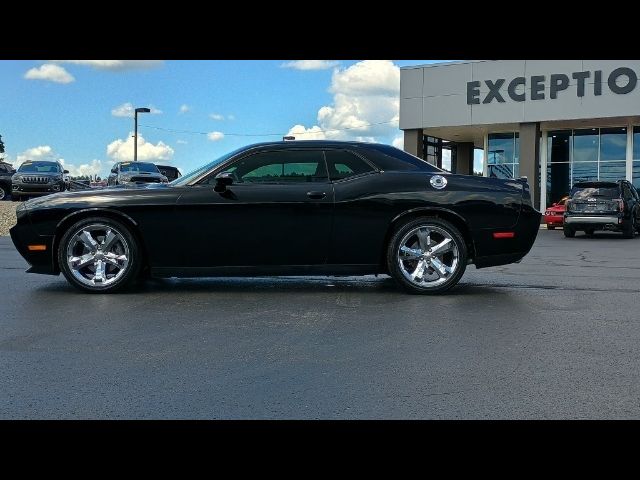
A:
[546, 130, 571, 206]
[547, 127, 635, 205]
[599, 127, 627, 183]
[488, 132, 519, 179]
[634, 126, 640, 189]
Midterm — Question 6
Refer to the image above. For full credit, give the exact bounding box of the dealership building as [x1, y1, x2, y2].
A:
[400, 60, 640, 212]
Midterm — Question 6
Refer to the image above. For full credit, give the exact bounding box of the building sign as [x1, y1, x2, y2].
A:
[467, 67, 638, 105]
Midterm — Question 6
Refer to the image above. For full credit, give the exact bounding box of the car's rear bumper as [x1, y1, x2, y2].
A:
[565, 215, 620, 225]
[473, 205, 541, 269]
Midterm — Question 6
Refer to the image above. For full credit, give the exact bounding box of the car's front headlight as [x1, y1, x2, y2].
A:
[52, 175, 63, 182]
[120, 175, 133, 183]
[13, 175, 22, 182]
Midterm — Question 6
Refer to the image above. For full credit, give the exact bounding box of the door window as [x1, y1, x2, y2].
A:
[229, 150, 327, 184]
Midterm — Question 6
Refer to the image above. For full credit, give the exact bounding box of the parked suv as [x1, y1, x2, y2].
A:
[0, 161, 16, 200]
[564, 180, 640, 238]
[11, 160, 68, 200]
[155, 165, 181, 182]
[107, 161, 168, 186]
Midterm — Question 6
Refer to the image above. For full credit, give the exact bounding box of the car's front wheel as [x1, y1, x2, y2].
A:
[563, 226, 575, 238]
[387, 217, 467, 295]
[58, 217, 141, 293]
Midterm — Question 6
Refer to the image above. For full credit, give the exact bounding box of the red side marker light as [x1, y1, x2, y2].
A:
[493, 232, 515, 239]
[27, 245, 47, 251]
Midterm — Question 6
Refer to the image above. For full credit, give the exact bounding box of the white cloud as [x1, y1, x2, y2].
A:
[207, 132, 224, 142]
[179, 104, 191, 114]
[111, 102, 162, 118]
[14, 145, 102, 177]
[227, 114, 236, 121]
[286, 125, 327, 140]
[60, 158, 103, 177]
[176, 139, 188, 145]
[24, 64, 75, 84]
[53, 60, 163, 71]
[209, 113, 225, 121]
[287, 60, 400, 143]
[16, 145, 55, 164]
[392, 134, 404, 149]
[106, 133, 174, 162]
[281, 60, 339, 71]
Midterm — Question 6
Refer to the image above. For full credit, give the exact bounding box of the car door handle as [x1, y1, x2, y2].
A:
[307, 191, 326, 200]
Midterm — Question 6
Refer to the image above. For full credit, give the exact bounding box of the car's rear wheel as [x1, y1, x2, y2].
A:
[0, 186, 6, 200]
[387, 217, 467, 295]
[58, 217, 141, 293]
[622, 218, 635, 239]
[563, 226, 575, 238]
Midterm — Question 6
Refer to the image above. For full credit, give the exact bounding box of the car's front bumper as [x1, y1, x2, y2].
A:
[9, 206, 58, 275]
[544, 214, 563, 226]
[12, 182, 64, 196]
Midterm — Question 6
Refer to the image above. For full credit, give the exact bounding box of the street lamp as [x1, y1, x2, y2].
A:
[134, 107, 151, 162]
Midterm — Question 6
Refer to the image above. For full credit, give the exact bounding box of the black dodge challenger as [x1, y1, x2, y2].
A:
[10, 141, 540, 294]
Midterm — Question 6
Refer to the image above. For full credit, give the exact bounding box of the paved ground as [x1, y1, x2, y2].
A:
[1, 228, 640, 419]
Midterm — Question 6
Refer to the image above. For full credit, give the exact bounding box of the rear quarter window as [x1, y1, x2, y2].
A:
[362, 146, 441, 172]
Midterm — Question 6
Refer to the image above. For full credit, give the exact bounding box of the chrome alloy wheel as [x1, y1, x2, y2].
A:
[397, 225, 460, 288]
[0, 186, 5, 200]
[65, 224, 130, 287]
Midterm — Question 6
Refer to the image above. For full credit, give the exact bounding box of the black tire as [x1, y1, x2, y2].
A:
[563, 226, 575, 238]
[547, 225, 555, 230]
[57, 216, 141, 293]
[11, 195, 21, 202]
[622, 219, 635, 239]
[0, 186, 6, 201]
[387, 217, 467, 295]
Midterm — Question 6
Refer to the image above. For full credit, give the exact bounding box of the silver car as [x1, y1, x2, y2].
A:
[107, 161, 169, 186]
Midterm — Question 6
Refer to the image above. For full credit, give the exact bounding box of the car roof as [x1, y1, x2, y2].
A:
[239, 140, 392, 149]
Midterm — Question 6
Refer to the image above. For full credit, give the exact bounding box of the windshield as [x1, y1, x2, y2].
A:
[170, 147, 245, 186]
[571, 186, 620, 199]
[18, 161, 61, 173]
[120, 162, 159, 173]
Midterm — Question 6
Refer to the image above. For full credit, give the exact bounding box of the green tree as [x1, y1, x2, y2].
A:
[0, 134, 5, 160]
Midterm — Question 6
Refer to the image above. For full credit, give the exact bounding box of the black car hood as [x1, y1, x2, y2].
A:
[23, 183, 174, 209]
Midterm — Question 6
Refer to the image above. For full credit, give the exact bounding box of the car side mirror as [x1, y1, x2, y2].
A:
[214, 172, 234, 192]
[63, 170, 69, 174]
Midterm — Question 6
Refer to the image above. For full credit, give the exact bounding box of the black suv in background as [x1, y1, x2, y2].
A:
[0, 161, 16, 200]
[155, 165, 181, 182]
[11, 160, 69, 201]
[564, 180, 640, 238]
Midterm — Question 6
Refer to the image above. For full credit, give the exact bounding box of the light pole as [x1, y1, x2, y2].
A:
[134, 107, 151, 162]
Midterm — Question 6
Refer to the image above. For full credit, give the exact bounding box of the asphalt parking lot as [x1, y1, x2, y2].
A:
[1, 228, 640, 419]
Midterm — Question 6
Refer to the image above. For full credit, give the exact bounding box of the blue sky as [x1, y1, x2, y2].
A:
[0, 60, 478, 177]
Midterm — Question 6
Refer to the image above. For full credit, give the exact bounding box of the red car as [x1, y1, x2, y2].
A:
[544, 196, 569, 229]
